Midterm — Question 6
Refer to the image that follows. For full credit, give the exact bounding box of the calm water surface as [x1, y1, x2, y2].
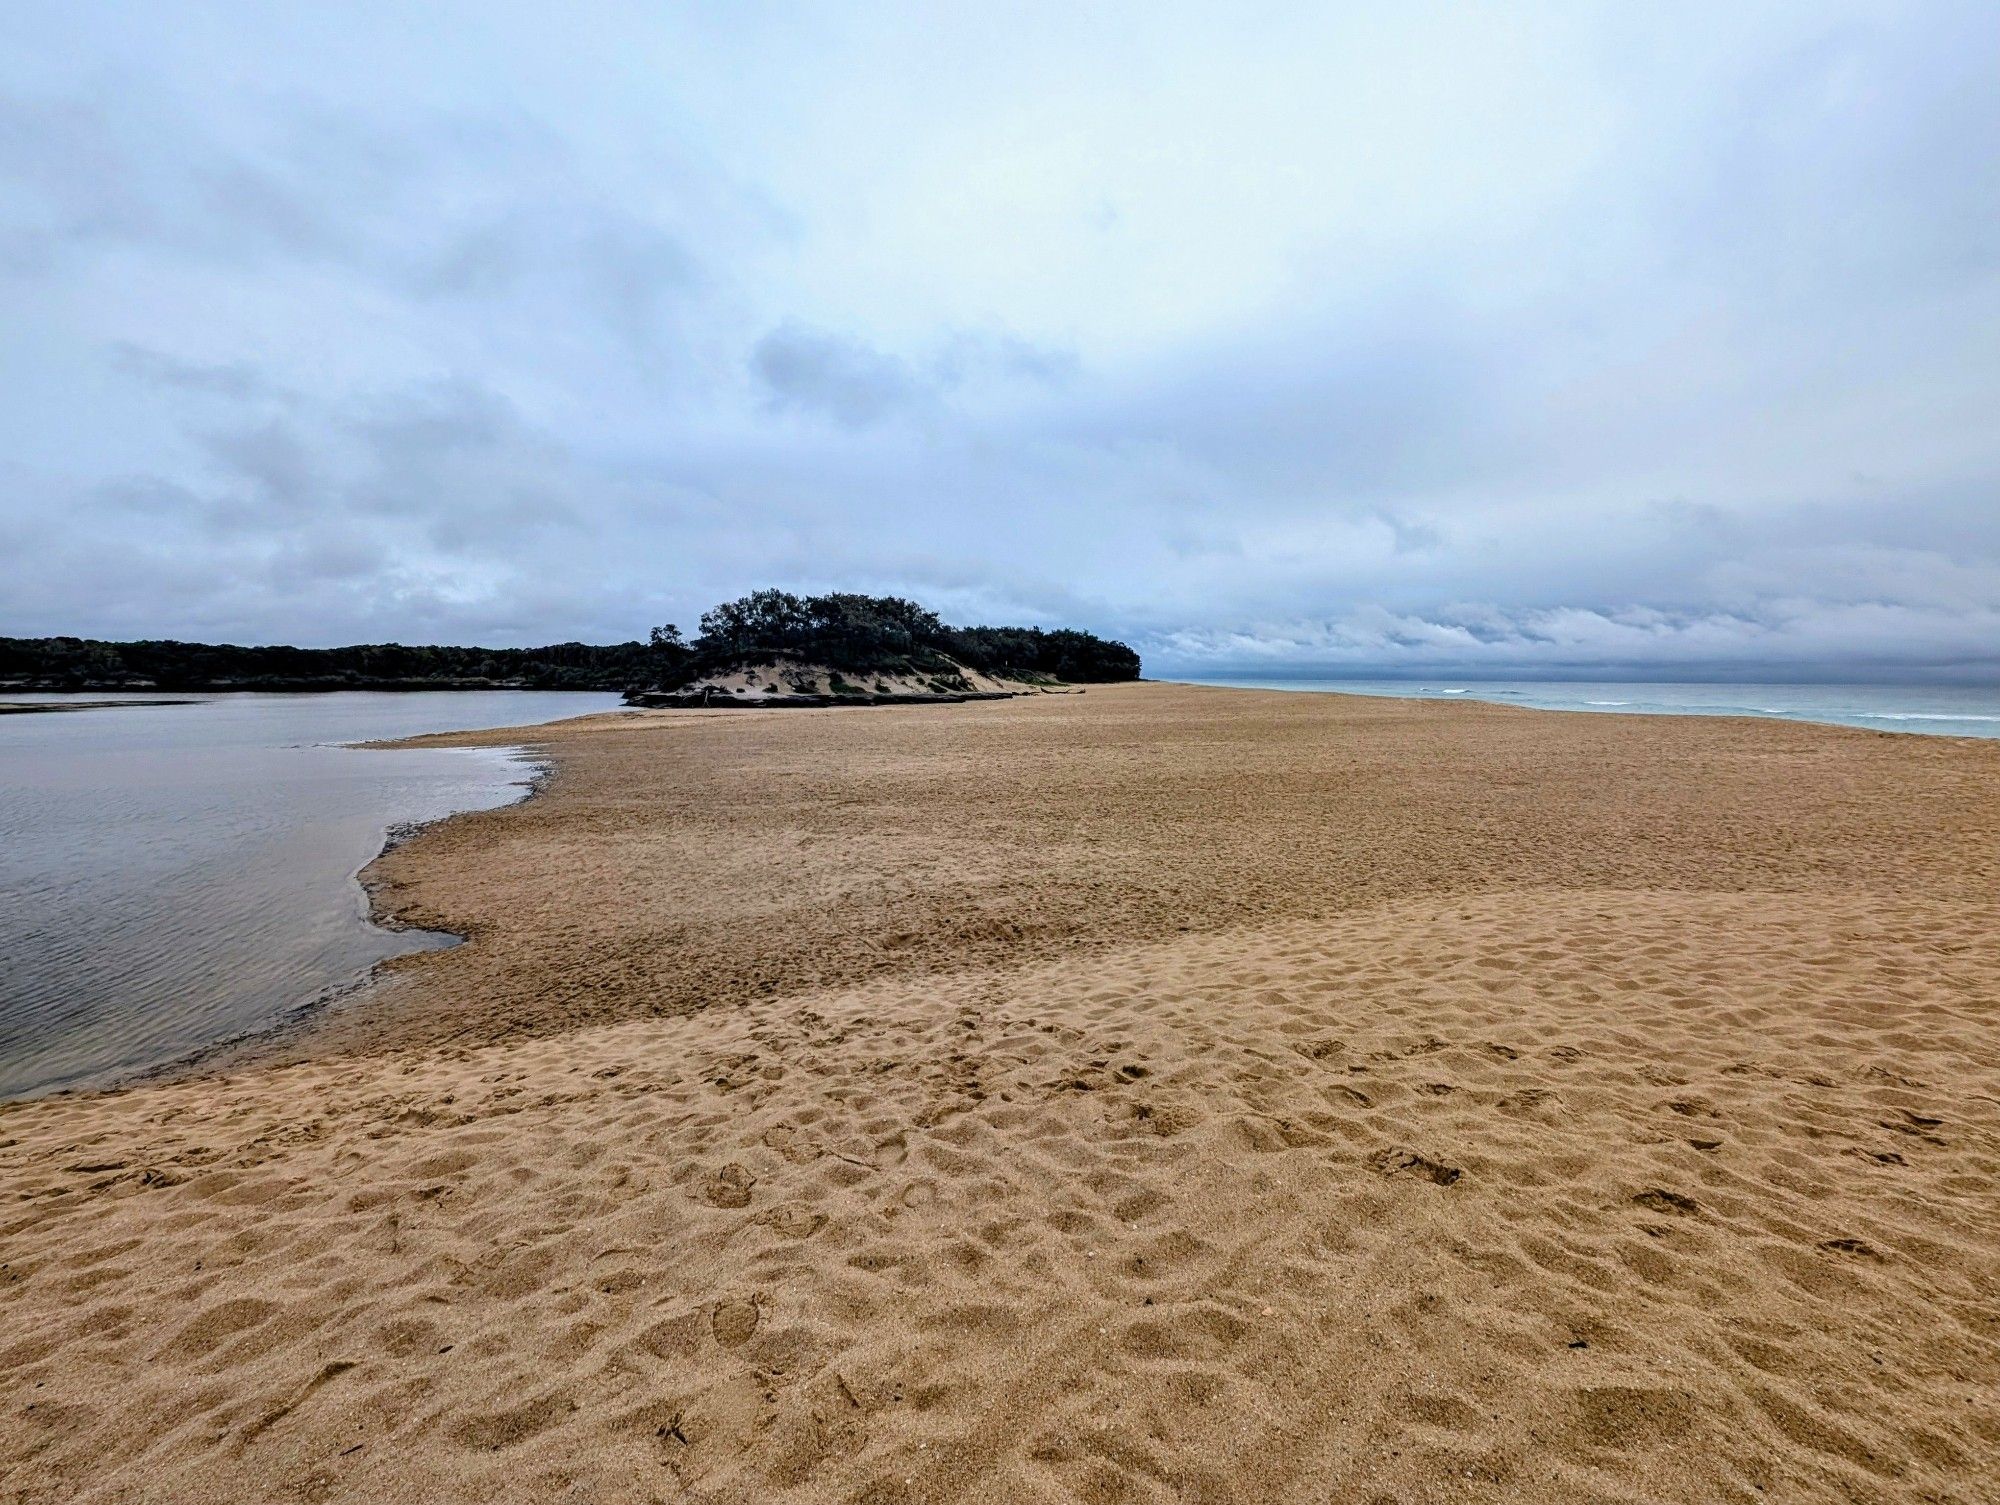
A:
[1174, 678, 2000, 739]
[0, 692, 619, 1098]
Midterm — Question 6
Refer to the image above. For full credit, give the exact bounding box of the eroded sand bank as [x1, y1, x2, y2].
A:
[4, 683, 1998, 1503]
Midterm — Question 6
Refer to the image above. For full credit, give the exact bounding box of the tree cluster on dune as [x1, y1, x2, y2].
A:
[637, 589, 1141, 695]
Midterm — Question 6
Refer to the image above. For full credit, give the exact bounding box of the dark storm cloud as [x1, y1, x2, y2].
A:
[0, 1, 1996, 677]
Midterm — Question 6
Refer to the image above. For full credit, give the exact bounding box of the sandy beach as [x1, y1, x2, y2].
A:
[4, 682, 1998, 1504]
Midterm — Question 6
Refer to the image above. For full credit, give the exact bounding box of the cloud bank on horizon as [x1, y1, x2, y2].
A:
[2, 2, 1997, 679]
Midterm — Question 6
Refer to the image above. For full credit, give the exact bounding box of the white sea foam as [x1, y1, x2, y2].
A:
[1181, 678, 2000, 741]
[1854, 712, 2000, 722]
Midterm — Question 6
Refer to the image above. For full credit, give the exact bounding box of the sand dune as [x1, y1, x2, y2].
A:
[4, 685, 1998, 1503]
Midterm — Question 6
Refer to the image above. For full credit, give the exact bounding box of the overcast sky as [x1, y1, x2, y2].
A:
[3, 3, 1997, 678]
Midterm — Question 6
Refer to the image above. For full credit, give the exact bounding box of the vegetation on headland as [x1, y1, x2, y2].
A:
[637, 590, 1141, 695]
[1, 592, 1140, 694]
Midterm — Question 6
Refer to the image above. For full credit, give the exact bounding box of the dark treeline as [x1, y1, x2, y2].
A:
[0, 636, 653, 691]
[3, 592, 1141, 693]
[644, 589, 1141, 688]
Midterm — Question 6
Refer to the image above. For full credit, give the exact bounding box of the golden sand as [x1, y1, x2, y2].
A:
[3, 683, 1998, 1503]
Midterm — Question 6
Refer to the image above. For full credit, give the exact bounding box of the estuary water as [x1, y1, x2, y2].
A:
[0, 691, 620, 1098]
[1174, 678, 2000, 739]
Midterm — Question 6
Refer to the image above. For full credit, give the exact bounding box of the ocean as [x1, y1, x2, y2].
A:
[1170, 678, 2000, 739]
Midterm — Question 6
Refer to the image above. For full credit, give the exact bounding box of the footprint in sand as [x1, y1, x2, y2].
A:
[761, 1124, 821, 1164]
[1126, 1100, 1202, 1136]
[700, 1163, 756, 1208]
[710, 1298, 760, 1347]
[1630, 1188, 1698, 1216]
[1666, 1098, 1719, 1119]
[757, 1203, 827, 1239]
[1368, 1148, 1461, 1186]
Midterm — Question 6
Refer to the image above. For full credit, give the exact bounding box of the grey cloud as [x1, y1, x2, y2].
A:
[932, 330, 1079, 389]
[110, 344, 295, 403]
[1146, 600, 2000, 681]
[0, 90, 357, 271]
[750, 321, 1081, 427]
[87, 476, 208, 518]
[1376, 511, 1441, 556]
[193, 158, 349, 261]
[199, 420, 317, 517]
[351, 379, 516, 457]
[577, 218, 702, 349]
[269, 528, 389, 587]
[751, 322, 920, 426]
[0, 93, 151, 268]
[1, 81, 740, 396]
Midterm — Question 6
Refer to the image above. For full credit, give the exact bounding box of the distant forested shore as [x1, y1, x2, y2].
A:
[3, 593, 1141, 694]
[0, 636, 654, 691]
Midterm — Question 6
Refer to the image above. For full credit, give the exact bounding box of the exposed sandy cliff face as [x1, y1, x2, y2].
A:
[627, 653, 1065, 706]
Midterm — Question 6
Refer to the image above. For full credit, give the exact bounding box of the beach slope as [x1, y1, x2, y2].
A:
[3, 683, 1997, 1504]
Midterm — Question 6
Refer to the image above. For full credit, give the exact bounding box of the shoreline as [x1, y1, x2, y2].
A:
[10, 678, 1996, 1102]
[139, 743, 560, 1095]
[0, 697, 198, 714]
[51, 680, 1999, 1085]
[0, 737, 561, 1105]
[4, 682, 1997, 1503]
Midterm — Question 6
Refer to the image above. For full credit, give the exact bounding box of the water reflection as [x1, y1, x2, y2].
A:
[0, 691, 620, 1097]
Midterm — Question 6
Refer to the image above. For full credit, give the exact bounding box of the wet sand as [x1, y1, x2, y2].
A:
[4, 682, 1998, 1503]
